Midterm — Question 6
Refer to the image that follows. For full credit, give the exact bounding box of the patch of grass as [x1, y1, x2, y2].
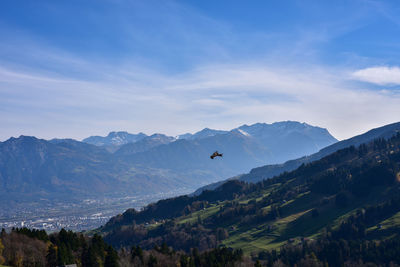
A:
[177, 204, 221, 225]
[379, 211, 400, 230]
[280, 191, 315, 215]
[366, 211, 400, 240]
[221, 210, 309, 254]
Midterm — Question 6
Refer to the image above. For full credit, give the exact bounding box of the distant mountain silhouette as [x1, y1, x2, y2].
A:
[83, 131, 147, 152]
[0, 121, 337, 204]
[115, 134, 176, 155]
[0, 136, 197, 204]
[178, 128, 229, 140]
[0, 136, 116, 196]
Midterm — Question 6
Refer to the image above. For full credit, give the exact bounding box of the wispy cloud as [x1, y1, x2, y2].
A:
[1, 56, 400, 141]
[352, 66, 400, 85]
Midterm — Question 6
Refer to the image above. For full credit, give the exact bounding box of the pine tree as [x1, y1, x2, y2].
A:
[46, 244, 58, 267]
[0, 238, 5, 265]
[148, 254, 157, 267]
[105, 245, 119, 267]
[131, 245, 144, 263]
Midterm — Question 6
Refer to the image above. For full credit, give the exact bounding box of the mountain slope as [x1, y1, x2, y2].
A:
[115, 134, 176, 155]
[0, 136, 117, 196]
[235, 121, 337, 162]
[83, 131, 147, 152]
[118, 132, 269, 176]
[240, 121, 400, 183]
[100, 132, 400, 254]
[0, 136, 195, 202]
[178, 128, 229, 140]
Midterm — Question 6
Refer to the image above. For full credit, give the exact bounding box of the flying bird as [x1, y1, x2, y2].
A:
[210, 151, 223, 159]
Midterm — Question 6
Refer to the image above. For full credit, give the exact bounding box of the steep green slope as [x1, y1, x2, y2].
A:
[101, 133, 400, 254]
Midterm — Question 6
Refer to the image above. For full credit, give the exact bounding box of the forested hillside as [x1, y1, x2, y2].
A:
[100, 132, 400, 266]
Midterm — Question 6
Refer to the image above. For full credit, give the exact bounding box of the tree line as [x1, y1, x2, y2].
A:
[0, 228, 118, 267]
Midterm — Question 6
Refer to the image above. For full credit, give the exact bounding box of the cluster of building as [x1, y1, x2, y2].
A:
[0, 213, 111, 232]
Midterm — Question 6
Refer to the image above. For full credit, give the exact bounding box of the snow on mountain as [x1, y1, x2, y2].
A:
[178, 128, 229, 140]
[236, 129, 251, 136]
[83, 131, 147, 147]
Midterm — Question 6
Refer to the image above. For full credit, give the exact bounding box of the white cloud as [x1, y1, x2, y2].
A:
[352, 66, 400, 85]
[1, 59, 400, 142]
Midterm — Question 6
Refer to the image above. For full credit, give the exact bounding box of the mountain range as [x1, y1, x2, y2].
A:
[0, 121, 336, 205]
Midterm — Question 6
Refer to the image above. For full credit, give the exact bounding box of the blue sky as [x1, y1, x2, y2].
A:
[1, 0, 400, 141]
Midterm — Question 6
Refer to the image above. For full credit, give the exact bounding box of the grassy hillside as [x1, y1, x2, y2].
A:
[101, 133, 400, 255]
